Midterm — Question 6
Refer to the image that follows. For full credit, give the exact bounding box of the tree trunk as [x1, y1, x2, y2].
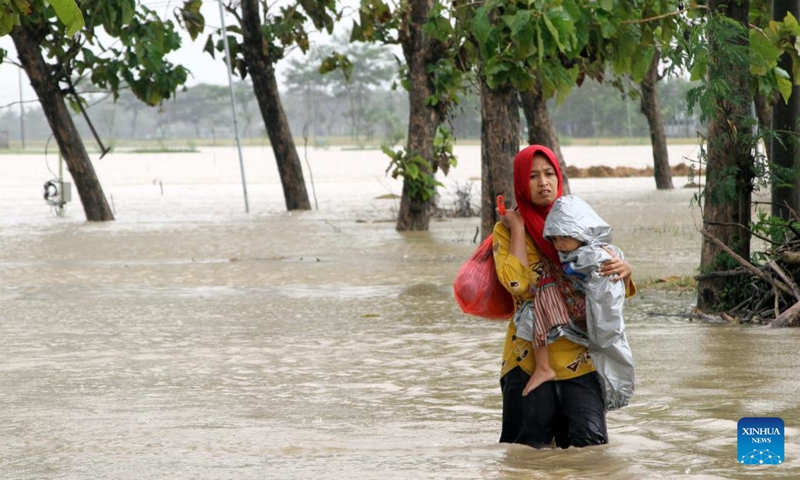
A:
[11, 24, 114, 221]
[697, 1, 752, 311]
[639, 50, 673, 190]
[240, 0, 310, 210]
[770, 0, 800, 220]
[519, 81, 570, 195]
[396, 0, 443, 231]
[480, 80, 519, 240]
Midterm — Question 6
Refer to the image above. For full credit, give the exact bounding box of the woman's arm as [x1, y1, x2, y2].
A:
[492, 217, 536, 298]
[500, 208, 528, 269]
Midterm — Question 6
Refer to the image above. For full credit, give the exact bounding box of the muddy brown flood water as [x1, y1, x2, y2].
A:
[1, 145, 799, 479]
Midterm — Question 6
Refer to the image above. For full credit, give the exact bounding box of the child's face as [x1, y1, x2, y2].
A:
[551, 236, 582, 253]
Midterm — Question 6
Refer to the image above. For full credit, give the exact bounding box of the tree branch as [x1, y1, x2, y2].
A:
[621, 6, 707, 25]
[767, 260, 800, 300]
[699, 228, 795, 297]
[770, 300, 800, 328]
[703, 220, 780, 246]
[694, 268, 750, 280]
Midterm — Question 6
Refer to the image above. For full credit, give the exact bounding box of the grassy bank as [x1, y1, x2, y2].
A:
[639, 274, 697, 292]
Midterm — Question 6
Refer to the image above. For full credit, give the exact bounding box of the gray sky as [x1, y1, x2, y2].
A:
[0, 0, 360, 114]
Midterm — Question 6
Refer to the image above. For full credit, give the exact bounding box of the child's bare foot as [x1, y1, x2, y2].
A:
[522, 369, 555, 396]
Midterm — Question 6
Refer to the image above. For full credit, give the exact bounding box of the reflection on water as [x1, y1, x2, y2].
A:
[2, 146, 798, 478]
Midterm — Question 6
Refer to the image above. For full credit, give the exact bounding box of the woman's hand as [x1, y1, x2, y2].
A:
[498, 208, 524, 231]
[498, 207, 528, 267]
[599, 246, 632, 283]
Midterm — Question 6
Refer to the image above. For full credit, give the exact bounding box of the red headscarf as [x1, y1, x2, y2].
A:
[512, 145, 563, 264]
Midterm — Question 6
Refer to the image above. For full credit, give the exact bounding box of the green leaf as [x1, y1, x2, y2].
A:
[425, 15, 452, 39]
[178, 0, 205, 41]
[319, 52, 352, 81]
[49, 0, 84, 36]
[631, 48, 654, 83]
[509, 11, 535, 59]
[749, 63, 768, 76]
[783, 11, 799, 30]
[350, 21, 364, 42]
[789, 50, 800, 85]
[120, 0, 134, 25]
[472, 7, 492, 47]
[690, 53, 707, 82]
[67, 96, 82, 114]
[545, 8, 574, 51]
[596, 13, 616, 39]
[749, 29, 781, 76]
[406, 161, 419, 179]
[777, 75, 793, 104]
[82, 48, 96, 64]
[203, 36, 216, 59]
[483, 59, 509, 78]
[0, 13, 18, 36]
[542, 12, 563, 52]
[612, 51, 632, 75]
[299, 0, 336, 32]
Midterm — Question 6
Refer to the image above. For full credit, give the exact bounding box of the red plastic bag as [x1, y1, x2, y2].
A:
[453, 234, 515, 319]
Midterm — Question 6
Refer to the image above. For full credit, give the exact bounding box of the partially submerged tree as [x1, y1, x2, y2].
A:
[625, 1, 701, 191]
[685, 1, 800, 313]
[350, 0, 462, 231]
[695, 4, 754, 312]
[638, 49, 674, 189]
[195, 0, 340, 211]
[6, 0, 190, 221]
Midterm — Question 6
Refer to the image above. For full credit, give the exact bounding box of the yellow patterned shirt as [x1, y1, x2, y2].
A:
[492, 222, 637, 380]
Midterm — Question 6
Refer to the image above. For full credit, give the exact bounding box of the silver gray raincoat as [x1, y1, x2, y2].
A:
[543, 195, 635, 411]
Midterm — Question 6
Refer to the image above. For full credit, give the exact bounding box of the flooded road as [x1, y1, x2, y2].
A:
[2, 145, 797, 478]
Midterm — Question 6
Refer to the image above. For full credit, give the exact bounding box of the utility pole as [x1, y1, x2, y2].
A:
[18, 68, 25, 150]
[218, 0, 250, 213]
[625, 95, 632, 138]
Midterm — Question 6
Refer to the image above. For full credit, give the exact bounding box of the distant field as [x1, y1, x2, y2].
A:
[0, 136, 701, 154]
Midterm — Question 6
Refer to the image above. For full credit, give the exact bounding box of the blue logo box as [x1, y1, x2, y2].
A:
[738, 417, 784, 465]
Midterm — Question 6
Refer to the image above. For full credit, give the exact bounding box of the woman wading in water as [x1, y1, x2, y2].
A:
[492, 145, 635, 448]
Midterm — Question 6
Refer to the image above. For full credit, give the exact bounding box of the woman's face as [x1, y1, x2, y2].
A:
[529, 154, 559, 206]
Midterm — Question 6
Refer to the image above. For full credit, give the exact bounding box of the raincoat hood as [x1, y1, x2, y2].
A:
[542, 195, 612, 246]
